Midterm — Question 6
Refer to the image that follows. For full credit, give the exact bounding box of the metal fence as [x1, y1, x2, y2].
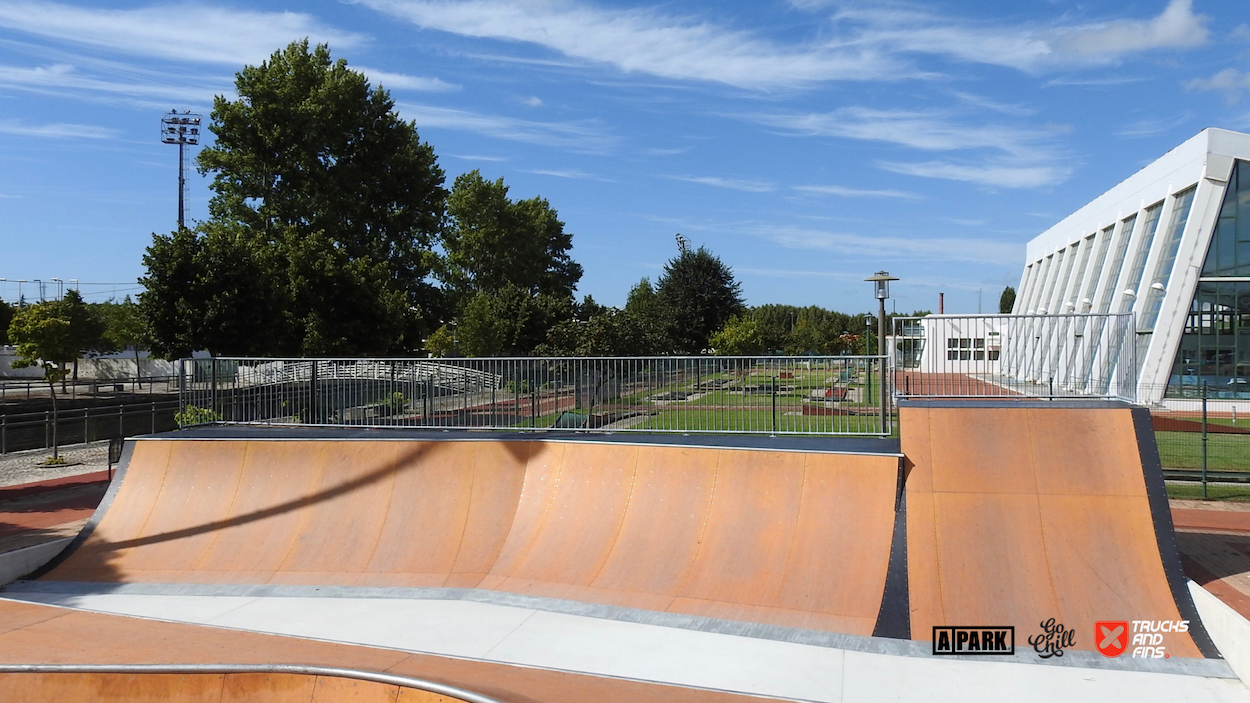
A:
[892, 313, 1138, 401]
[0, 400, 180, 454]
[178, 356, 893, 436]
[1147, 383, 1250, 499]
[0, 376, 178, 403]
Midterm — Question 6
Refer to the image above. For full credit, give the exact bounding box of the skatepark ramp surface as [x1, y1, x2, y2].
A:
[901, 400, 1216, 658]
[0, 664, 500, 703]
[38, 433, 901, 636]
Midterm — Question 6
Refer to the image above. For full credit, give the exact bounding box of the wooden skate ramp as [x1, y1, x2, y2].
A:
[41, 436, 899, 636]
[901, 402, 1213, 657]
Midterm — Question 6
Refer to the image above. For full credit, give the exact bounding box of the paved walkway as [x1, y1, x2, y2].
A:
[1172, 499, 1250, 620]
[0, 441, 112, 488]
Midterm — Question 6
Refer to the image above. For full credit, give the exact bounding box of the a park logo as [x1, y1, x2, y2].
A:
[932, 627, 1014, 655]
[1028, 618, 1075, 658]
[1095, 621, 1129, 658]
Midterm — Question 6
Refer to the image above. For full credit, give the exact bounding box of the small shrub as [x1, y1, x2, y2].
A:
[176, 405, 222, 427]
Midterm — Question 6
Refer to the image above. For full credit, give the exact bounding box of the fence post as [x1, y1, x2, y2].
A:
[45, 411, 50, 449]
[771, 375, 778, 435]
[151, 401, 156, 434]
[309, 362, 318, 424]
[1, 415, 6, 454]
[118, 405, 124, 440]
[1201, 381, 1208, 500]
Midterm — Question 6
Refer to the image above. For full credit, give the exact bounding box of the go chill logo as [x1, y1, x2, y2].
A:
[932, 627, 1015, 655]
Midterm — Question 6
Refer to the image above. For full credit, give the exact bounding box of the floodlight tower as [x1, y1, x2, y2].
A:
[160, 110, 202, 230]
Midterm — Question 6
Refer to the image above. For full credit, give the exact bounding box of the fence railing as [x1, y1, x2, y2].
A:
[892, 313, 1137, 402]
[0, 376, 179, 403]
[0, 400, 181, 454]
[178, 356, 893, 436]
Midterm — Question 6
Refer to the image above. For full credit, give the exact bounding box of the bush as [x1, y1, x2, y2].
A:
[176, 405, 222, 427]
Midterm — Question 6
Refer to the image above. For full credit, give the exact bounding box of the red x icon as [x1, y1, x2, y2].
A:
[1096, 621, 1129, 657]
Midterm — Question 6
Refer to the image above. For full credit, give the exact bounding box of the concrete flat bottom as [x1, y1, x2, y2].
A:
[3, 590, 1244, 703]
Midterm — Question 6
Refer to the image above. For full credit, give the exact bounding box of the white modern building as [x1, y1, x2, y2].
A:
[1016, 128, 1250, 404]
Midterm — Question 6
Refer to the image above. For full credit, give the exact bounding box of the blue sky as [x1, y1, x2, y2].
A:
[2, 0, 1249, 315]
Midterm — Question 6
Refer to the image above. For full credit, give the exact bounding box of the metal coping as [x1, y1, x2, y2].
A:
[0, 664, 501, 703]
[5, 582, 1234, 679]
[1131, 406, 1222, 659]
[137, 425, 904, 457]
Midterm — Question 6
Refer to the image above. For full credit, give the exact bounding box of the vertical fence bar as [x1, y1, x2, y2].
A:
[1201, 381, 1209, 500]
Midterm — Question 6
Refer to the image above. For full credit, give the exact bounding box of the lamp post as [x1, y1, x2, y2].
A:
[160, 110, 202, 230]
[865, 271, 898, 433]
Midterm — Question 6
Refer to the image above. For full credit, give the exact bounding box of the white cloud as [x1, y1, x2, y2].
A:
[666, 175, 774, 192]
[1114, 112, 1192, 138]
[751, 107, 1047, 158]
[525, 168, 610, 181]
[879, 160, 1071, 189]
[0, 119, 119, 139]
[449, 154, 508, 162]
[357, 67, 458, 92]
[757, 225, 1021, 266]
[0, 63, 220, 104]
[358, 0, 908, 89]
[792, 184, 920, 200]
[1047, 0, 1207, 58]
[1186, 68, 1250, 102]
[397, 102, 617, 152]
[0, 2, 362, 66]
[523, 96, 544, 107]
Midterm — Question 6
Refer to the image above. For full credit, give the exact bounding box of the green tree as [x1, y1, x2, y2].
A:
[143, 40, 446, 357]
[538, 309, 662, 356]
[709, 315, 764, 355]
[7, 293, 104, 460]
[457, 284, 572, 356]
[97, 296, 149, 385]
[999, 286, 1017, 314]
[440, 170, 582, 310]
[425, 324, 456, 357]
[0, 297, 13, 345]
[655, 244, 745, 354]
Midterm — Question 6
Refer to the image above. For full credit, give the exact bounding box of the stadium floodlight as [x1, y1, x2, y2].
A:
[161, 110, 202, 230]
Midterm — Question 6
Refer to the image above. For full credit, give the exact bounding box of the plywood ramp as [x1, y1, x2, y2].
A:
[0, 672, 468, 703]
[43, 438, 898, 636]
[901, 404, 1204, 656]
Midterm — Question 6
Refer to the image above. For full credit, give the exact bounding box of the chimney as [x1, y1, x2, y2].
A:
[939, 292, 945, 314]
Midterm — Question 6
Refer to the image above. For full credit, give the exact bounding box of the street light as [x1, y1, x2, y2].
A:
[161, 110, 202, 230]
[865, 271, 898, 433]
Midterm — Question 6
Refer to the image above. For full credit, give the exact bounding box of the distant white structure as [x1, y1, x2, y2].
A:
[1016, 128, 1250, 404]
[895, 316, 1004, 373]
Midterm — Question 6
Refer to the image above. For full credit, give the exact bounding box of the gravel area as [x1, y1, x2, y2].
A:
[0, 441, 112, 488]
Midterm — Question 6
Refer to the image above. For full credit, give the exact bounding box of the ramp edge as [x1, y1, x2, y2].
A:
[1133, 406, 1222, 658]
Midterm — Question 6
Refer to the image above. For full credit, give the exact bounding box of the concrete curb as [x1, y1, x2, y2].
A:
[0, 539, 73, 587]
[1191, 579, 1250, 687]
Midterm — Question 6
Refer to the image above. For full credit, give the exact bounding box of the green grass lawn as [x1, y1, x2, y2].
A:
[1155, 431, 1250, 471]
[1165, 482, 1250, 501]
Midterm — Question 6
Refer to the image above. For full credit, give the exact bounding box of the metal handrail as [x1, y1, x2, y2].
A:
[0, 663, 503, 703]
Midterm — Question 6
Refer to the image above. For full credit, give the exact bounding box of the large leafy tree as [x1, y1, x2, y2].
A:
[97, 296, 150, 385]
[441, 170, 582, 309]
[141, 40, 446, 357]
[456, 284, 572, 357]
[655, 244, 745, 354]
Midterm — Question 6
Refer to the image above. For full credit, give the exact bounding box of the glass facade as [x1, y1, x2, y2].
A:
[1140, 186, 1196, 331]
[1203, 160, 1250, 278]
[1117, 202, 1163, 314]
[1169, 161, 1250, 398]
